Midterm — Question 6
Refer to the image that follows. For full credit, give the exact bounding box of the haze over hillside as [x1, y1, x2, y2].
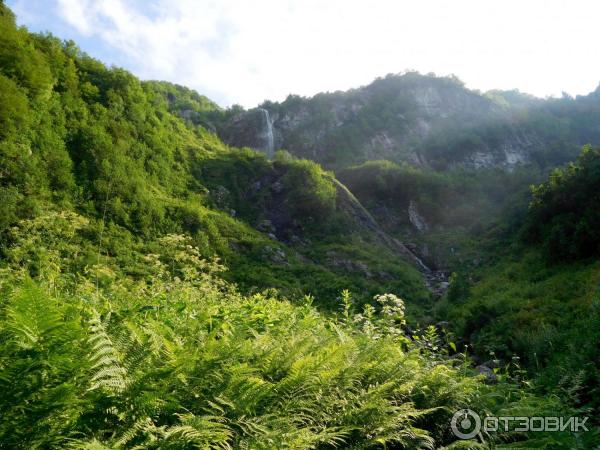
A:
[216, 73, 600, 169]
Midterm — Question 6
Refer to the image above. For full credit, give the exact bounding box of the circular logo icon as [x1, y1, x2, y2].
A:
[451, 409, 481, 439]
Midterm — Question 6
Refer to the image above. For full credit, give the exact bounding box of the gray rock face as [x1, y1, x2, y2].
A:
[262, 245, 287, 264]
[408, 201, 429, 232]
[221, 108, 276, 155]
[326, 250, 373, 278]
[219, 73, 552, 170]
[476, 364, 498, 383]
[332, 179, 444, 289]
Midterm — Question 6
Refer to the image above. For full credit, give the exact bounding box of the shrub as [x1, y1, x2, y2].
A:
[279, 158, 336, 222]
[524, 145, 600, 260]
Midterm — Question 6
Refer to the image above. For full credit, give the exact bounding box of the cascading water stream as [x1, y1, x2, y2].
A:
[259, 108, 275, 159]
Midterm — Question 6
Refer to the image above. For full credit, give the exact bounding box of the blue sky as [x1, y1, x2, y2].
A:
[8, 0, 600, 107]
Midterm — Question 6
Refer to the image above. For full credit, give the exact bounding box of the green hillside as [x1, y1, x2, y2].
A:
[0, 3, 429, 311]
[436, 147, 600, 418]
[338, 147, 600, 427]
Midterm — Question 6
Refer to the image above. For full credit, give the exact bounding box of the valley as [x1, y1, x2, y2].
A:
[0, 2, 598, 448]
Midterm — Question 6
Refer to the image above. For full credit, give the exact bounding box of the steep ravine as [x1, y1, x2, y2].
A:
[333, 179, 450, 295]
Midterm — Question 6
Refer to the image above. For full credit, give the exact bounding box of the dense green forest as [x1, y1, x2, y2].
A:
[0, 2, 598, 448]
[0, 1, 429, 310]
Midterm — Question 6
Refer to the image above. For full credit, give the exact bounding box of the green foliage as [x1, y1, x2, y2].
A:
[339, 159, 538, 271]
[0, 282, 88, 447]
[435, 150, 600, 421]
[339, 160, 538, 231]
[524, 145, 600, 260]
[144, 80, 223, 131]
[278, 157, 336, 223]
[1, 4, 598, 448]
[343, 152, 600, 426]
[0, 224, 589, 449]
[446, 272, 470, 303]
[437, 245, 600, 421]
[0, 4, 428, 309]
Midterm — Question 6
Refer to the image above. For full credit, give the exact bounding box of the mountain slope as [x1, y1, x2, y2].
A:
[432, 146, 600, 420]
[0, 3, 432, 311]
[216, 72, 599, 170]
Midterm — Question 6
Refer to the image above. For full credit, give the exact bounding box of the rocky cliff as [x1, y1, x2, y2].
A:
[217, 72, 593, 170]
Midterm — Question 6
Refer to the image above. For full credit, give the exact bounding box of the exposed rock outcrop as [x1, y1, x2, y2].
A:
[333, 179, 448, 293]
[218, 73, 564, 170]
[408, 201, 428, 232]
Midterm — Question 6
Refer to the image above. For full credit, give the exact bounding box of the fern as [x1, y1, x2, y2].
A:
[0, 283, 87, 447]
[87, 311, 128, 393]
[0, 259, 587, 448]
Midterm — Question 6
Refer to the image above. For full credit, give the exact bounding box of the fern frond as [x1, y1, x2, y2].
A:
[87, 311, 128, 393]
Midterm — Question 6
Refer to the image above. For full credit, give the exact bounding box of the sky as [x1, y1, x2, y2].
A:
[7, 0, 600, 108]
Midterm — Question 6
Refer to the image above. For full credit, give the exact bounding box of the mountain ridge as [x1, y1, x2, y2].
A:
[211, 72, 598, 170]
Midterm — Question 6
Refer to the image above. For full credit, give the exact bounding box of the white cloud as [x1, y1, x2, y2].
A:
[56, 0, 93, 34]
[35, 0, 600, 106]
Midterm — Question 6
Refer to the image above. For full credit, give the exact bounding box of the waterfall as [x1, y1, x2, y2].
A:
[259, 108, 275, 159]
